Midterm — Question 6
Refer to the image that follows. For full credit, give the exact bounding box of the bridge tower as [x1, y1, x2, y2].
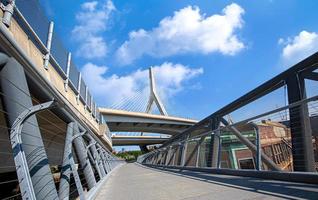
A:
[145, 67, 168, 115]
[140, 67, 168, 149]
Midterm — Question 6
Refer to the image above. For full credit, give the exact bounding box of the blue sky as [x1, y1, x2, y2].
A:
[40, 0, 318, 122]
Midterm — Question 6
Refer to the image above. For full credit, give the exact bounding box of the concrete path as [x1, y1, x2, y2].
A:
[95, 163, 318, 200]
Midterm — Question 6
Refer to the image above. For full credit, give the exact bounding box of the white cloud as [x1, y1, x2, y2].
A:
[116, 3, 245, 65]
[72, 0, 115, 59]
[279, 30, 318, 66]
[81, 62, 203, 110]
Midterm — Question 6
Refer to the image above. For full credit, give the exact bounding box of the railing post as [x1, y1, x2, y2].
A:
[2, 0, 15, 27]
[286, 75, 315, 172]
[64, 52, 71, 92]
[84, 86, 88, 112]
[96, 145, 108, 175]
[250, 122, 262, 171]
[165, 146, 172, 165]
[196, 140, 201, 167]
[181, 135, 189, 166]
[43, 21, 54, 69]
[212, 130, 221, 168]
[77, 73, 82, 104]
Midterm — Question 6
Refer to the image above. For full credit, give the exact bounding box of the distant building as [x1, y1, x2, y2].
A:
[220, 120, 293, 171]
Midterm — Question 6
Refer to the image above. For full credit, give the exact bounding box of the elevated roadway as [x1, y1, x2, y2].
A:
[112, 135, 169, 146]
[100, 108, 197, 135]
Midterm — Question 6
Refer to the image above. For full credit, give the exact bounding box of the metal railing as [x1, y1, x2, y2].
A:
[138, 93, 318, 172]
[0, 68, 124, 199]
[2, 0, 102, 124]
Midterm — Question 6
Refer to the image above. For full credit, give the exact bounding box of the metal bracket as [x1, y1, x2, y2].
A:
[10, 100, 56, 200]
[0, 3, 6, 10]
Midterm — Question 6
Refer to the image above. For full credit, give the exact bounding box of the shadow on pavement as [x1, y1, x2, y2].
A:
[137, 163, 318, 200]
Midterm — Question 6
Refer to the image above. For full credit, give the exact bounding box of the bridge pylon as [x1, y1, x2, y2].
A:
[145, 67, 168, 115]
[140, 67, 168, 140]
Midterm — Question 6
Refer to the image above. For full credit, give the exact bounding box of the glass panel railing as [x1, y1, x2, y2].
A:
[15, 0, 49, 46]
[69, 62, 79, 89]
[80, 78, 86, 101]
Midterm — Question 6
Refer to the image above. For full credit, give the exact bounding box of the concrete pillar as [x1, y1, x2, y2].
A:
[59, 123, 73, 199]
[0, 56, 58, 199]
[73, 124, 96, 189]
[94, 145, 107, 177]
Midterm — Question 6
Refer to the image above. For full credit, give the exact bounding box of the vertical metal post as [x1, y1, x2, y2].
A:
[91, 143, 106, 178]
[217, 132, 222, 169]
[77, 73, 82, 105]
[250, 123, 262, 171]
[96, 145, 108, 175]
[0, 56, 58, 200]
[43, 21, 54, 69]
[101, 150, 111, 173]
[84, 86, 88, 112]
[181, 135, 189, 166]
[212, 130, 221, 168]
[165, 146, 172, 165]
[73, 124, 96, 189]
[2, 0, 15, 27]
[286, 75, 315, 171]
[64, 52, 71, 92]
[86, 142, 103, 179]
[196, 141, 201, 167]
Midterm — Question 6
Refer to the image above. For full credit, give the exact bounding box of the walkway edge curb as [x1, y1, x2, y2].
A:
[87, 163, 126, 200]
[142, 164, 318, 184]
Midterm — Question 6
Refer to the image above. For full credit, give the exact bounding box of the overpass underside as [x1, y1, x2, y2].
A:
[111, 135, 169, 146]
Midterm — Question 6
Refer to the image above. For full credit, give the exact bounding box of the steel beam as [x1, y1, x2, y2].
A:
[221, 118, 280, 171]
[286, 75, 315, 171]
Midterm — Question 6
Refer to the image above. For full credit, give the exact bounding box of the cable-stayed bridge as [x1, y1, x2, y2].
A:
[99, 67, 198, 148]
[0, 1, 317, 200]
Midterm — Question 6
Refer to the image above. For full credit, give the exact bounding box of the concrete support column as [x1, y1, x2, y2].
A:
[59, 122, 85, 200]
[0, 56, 58, 199]
[59, 123, 73, 199]
[73, 124, 96, 189]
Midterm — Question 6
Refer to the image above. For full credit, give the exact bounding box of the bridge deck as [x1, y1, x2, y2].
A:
[96, 163, 318, 200]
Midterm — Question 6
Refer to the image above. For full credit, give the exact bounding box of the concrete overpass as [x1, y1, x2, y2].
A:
[112, 135, 169, 146]
[100, 108, 198, 135]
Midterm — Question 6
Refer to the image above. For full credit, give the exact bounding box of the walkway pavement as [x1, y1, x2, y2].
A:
[96, 163, 318, 200]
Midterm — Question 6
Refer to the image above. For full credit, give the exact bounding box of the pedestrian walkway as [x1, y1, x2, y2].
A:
[95, 163, 318, 200]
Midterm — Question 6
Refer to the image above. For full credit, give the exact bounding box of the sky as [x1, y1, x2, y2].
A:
[39, 0, 318, 150]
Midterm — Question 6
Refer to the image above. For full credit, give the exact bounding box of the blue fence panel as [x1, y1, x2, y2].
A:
[51, 34, 68, 73]
[80, 79, 86, 101]
[69, 62, 79, 89]
[15, 0, 49, 45]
